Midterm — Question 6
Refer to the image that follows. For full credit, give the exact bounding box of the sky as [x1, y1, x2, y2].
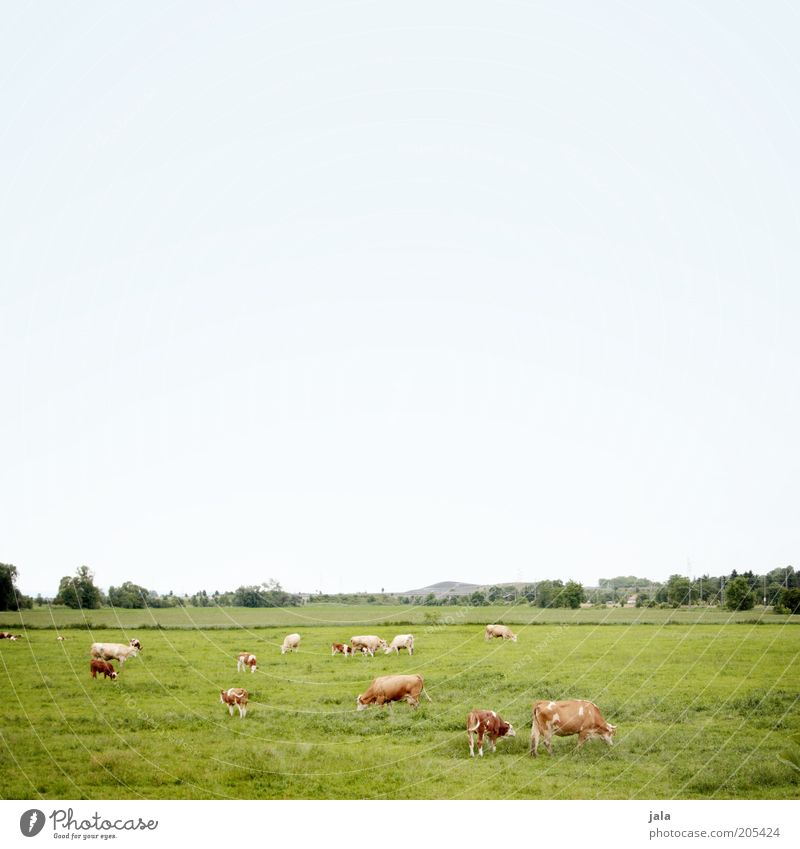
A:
[1, 2, 798, 597]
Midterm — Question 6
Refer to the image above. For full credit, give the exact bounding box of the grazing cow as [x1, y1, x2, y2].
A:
[0, 632, 12, 639]
[350, 635, 388, 657]
[237, 652, 257, 673]
[281, 633, 301, 654]
[220, 687, 248, 718]
[384, 634, 414, 655]
[90, 659, 117, 680]
[129, 638, 142, 651]
[485, 624, 517, 642]
[530, 699, 617, 756]
[331, 643, 353, 656]
[57, 636, 66, 642]
[466, 709, 516, 757]
[90, 642, 139, 666]
[356, 674, 431, 711]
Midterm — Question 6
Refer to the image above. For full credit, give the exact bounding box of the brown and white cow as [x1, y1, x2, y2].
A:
[281, 633, 301, 654]
[529, 699, 616, 756]
[356, 674, 431, 711]
[384, 634, 414, 655]
[485, 624, 517, 642]
[90, 659, 117, 680]
[0, 632, 13, 639]
[331, 643, 353, 656]
[237, 652, 257, 673]
[57, 636, 66, 642]
[466, 709, 516, 757]
[220, 687, 249, 718]
[350, 635, 388, 657]
[129, 638, 142, 651]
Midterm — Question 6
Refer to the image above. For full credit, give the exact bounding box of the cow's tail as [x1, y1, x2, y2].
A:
[422, 686, 433, 703]
[467, 712, 480, 732]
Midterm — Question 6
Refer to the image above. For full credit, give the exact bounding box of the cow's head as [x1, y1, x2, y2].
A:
[501, 722, 516, 738]
[378, 639, 388, 649]
[603, 723, 617, 744]
[356, 695, 368, 711]
[109, 670, 118, 680]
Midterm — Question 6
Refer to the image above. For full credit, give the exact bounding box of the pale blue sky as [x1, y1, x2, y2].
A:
[2, 2, 798, 596]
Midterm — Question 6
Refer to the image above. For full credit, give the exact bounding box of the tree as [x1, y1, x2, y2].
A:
[535, 580, 564, 608]
[666, 575, 692, 607]
[469, 591, 488, 606]
[55, 566, 102, 609]
[108, 582, 152, 609]
[778, 587, 800, 614]
[724, 576, 755, 611]
[1, 563, 28, 611]
[563, 581, 584, 609]
[487, 585, 504, 603]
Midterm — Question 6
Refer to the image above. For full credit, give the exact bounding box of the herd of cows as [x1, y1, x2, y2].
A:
[5, 624, 617, 757]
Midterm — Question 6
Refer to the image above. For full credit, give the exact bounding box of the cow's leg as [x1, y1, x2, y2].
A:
[490, 735, 497, 754]
[477, 728, 484, 757]
[530, 723, 539, 756]
[544, 730, 553, 756]
[228, 704, 234, 717]
[468, 730, 475, 757]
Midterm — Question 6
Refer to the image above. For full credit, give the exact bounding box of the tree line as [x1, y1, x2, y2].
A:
[1, 562, 799, 613]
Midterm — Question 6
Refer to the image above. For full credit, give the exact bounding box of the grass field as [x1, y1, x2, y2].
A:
[1, 608, 798, 800]
[1, 603, 795, 629]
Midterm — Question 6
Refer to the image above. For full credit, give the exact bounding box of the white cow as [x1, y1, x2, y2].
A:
[484, 624, 517, 642]
[385, 634, 415, 655]
[350, 635, 388, 657]
[281, 633, 301, 654]
[90, 642, 139, 665]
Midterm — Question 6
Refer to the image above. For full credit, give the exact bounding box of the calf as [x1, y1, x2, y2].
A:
[220, 687, 249, 718]
[90, 659, 117, 680]
[57, 636, 66, 642]
[331, 643, 352, 656]
[237, 652, 257, 673]
[467, 709, 516, 757]
[530, 699, 616, 756]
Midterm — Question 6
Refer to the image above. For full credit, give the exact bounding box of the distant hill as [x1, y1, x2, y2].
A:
[401, 580, 481, 597]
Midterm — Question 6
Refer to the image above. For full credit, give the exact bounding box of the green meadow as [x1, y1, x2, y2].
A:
[0, 608, 798, 800]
